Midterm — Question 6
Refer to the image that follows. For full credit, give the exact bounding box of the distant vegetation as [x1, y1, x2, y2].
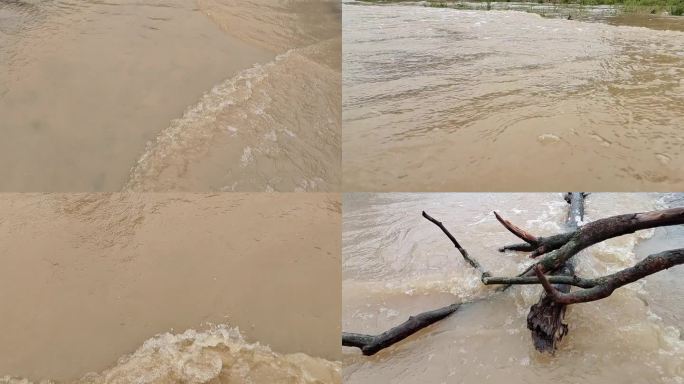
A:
[362, 0, 684, 15]
[428, 0, 684, 15]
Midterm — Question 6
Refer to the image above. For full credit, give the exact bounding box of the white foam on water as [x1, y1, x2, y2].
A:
[240, 146, 254, 167]
[125, 51, 288, 189]
[537, 133, 561, 144]
[124, 39, 340, 192]
[2, 326, 340, 384]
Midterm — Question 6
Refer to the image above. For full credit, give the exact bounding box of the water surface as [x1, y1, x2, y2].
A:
[0, 0, 341, 192]
[343, 3, 684, 191]
[0, 193, 341, 383]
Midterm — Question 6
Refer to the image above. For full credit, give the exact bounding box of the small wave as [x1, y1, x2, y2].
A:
[125, 38, 341, 192]
[122, 0, 341, 192]
[124, 54, 277, 190]
[1, 326, 340, 384]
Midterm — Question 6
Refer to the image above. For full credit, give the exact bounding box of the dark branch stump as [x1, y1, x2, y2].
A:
[526, 192, 584, 353]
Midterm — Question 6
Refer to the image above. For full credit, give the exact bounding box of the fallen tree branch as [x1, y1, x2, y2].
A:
[482, 274, 596, 288]
[528, 232, 576, 258]
[526, 192, 584, 353]
[494, 209, 575, 259]
[499, 242, 537, 252]
[566, 192, 585, 229]
[535, 206, 684, 274]
[421, 211, 490, 278]
[527, 265, 573, 352]
[535, 248, 684, 304]
[342, 303, 461, 356]
[341, 212, 489, 356]
[497, 225, 575, 259]
[494, 211, 538, 245]
[343, 194, 684, 356]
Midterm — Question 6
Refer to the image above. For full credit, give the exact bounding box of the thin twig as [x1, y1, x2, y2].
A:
[493, 211, 538, 245]
[422, 211, 490, 278]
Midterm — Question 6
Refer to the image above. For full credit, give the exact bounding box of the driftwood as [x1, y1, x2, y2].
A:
[525, 192, 583, 352]
[342, 193, 684, 356]
[342, 303, 460, 356]
[534, 249, 684, 304]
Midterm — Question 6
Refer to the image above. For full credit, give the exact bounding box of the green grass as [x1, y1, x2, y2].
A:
[619, 0, 684, 14]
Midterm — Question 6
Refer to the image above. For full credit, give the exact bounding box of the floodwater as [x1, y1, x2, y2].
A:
[342, 193, 684, 383]
[0, 0, 341, 192]
[342, 2, 684, 191]
[0, 193, 341, 383]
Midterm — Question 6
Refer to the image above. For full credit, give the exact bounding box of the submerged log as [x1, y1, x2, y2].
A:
[526, 192, 583, 353]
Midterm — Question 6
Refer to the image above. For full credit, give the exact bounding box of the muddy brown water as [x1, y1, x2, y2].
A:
[342, 193, 684, 383]
[342, 3, 684, 191]
[0, 0, 341, 192]
[0, 193, 341, 383]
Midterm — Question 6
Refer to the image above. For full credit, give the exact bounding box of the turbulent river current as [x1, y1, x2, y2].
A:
[343, 193, 684, 383]
[343, 3, 684, 191]
[0, 0, 340, 192]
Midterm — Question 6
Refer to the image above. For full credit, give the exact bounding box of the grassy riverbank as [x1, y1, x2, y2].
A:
[362, 0, 683, 16]
[427, 0, 683, 15]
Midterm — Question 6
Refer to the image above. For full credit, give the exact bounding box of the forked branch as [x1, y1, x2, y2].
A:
[535, 248, 684, 304]
[495, 211, 575, 259]
[535, 207, 684, 274]
[494, 211, 538, 245]
[343, 197, 684, 356]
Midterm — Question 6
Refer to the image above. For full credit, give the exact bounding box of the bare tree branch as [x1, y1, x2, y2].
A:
[494, 211, 539, 245]
[526, 192, 584, 353]
[482, 274, 597, 288]
[342, 212, 492, 356]
[536, 207, 684, 274]
[566, 192, 585, 229]
[535, 248, 684, 304]
[528, 233, 576, 259]
[496, 224, 575, 259]
[421, 211, 490, 278]
[499, 242, 537, 252]
[343, 194, 684, 356]
[342, 303, 461, 356]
